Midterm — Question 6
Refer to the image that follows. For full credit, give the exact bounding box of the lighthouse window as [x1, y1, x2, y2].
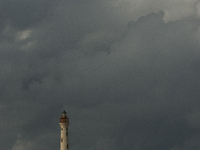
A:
[67, 144, 68, 149]
[61, 128, 63, 130]
[66, 128, 68, 130]
[61, 139, 63, 142]
[66, 132, 68, 136]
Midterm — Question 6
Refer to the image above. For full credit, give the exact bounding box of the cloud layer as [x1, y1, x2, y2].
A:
[1, 0, 200, 150]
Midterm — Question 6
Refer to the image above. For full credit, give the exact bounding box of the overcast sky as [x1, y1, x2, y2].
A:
[1, 0, 200, 150]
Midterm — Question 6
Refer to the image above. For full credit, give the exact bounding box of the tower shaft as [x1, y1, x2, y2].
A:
[59, 111, 69, 150]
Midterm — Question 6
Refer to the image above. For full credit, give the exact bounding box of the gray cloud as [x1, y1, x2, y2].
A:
[1, 1, 200, 150]
[0, 0, 54, 29]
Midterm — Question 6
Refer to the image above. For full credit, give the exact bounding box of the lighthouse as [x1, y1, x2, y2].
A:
[59, 110, 69, 150]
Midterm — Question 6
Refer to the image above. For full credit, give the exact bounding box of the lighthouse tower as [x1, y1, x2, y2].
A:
[59, 110, 69, 150]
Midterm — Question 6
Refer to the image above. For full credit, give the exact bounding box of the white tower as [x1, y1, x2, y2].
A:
[59, 110, 69, 150]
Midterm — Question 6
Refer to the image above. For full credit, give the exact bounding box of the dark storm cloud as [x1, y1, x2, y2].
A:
[0, 0, 53, 29]
[1, 0, 200, 150]
[62, 12, 200, 150]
